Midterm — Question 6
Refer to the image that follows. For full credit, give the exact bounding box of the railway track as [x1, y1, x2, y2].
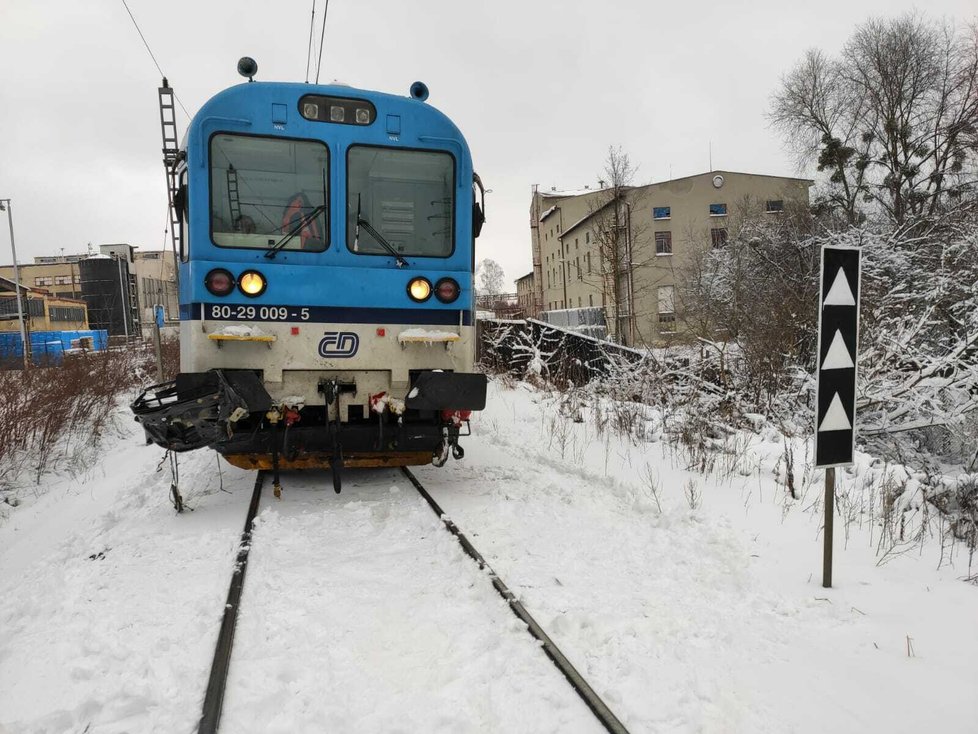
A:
[197, 469, 630, 734]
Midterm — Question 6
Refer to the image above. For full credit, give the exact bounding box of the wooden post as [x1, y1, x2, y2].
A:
[823, 467, 835, 588]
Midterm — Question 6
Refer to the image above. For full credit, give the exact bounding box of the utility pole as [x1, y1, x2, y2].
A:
[117, 254, 130, 341]
[0, 199, 29, 369]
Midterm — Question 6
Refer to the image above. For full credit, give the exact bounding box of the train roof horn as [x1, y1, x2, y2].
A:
[237, 57, 258, 82]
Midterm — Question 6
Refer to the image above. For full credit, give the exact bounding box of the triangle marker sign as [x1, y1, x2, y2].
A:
[824, 268, 856, 306]
[822, 330, 854, 370]
[818, 393, 852, 432]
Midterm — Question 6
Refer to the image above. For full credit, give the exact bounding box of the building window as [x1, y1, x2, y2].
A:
[657, 285, 676, 328]
[54, 275, 72, 285]
[576, 257, 581, 280]
[578, 296, 582, 307]
[766, 199, 784, 213]
[653, 206, 671, 220]
[575, 238, 579, 249]
[589, 294, 593, 307]
[74, 275, 82, 284]
[50, 306, 85, 322]
[709, 203, 727, 216]
[711, 228, 728, 248]
[586, 252, 592, 273]
[586, 231, 590, 244]
[34, 276, 53, 286]
[655, 231, 672, 255]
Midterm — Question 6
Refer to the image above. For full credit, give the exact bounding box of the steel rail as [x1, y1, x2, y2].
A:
[197, 470, 266, 734]
[400, 467, 631, 734]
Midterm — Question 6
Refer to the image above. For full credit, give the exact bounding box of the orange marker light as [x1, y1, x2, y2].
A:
[291, 327, 300, 336]
[376, 328, 386, 337]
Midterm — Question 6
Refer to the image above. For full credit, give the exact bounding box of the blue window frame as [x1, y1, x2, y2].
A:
[709, 203, 727, 216]
[653, 206, 671, 220]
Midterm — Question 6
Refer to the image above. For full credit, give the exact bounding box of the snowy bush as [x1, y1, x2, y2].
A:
[0, 347, 156, 512]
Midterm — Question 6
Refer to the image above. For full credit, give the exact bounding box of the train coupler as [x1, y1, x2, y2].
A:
[320, 379, 345, 493]
[432, 425, 466, 467]
[268, 409, 283, 499]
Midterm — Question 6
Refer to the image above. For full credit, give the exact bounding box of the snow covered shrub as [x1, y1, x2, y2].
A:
[160, 334, 180, 381]
[857, 203, 978, 466]
[677, 199, 821, 415]
[0, 347, 152, 506]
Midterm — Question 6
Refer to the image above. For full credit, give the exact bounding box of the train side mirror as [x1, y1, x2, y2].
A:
[472, 172, 486, 239]
[173, 183, 187, 220]
[472, 202, 485, 238]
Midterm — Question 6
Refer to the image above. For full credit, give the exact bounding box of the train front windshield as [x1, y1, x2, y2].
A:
[209, 134, 329, 252]
[347, 146, 455, 258]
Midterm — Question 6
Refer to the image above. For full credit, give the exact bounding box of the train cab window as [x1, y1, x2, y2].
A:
[209, 134, 329, 252]
[347, 146, 454, 258]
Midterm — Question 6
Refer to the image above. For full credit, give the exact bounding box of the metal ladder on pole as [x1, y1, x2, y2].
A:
[158, 78, 183, 255]
[226, 165, 242, 227]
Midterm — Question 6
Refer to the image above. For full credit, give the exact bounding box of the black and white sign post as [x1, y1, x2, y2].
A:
[814, 245, 861, 588]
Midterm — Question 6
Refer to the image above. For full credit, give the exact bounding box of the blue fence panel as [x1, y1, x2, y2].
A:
[0, 332, 23, 359]
[0, 329, 109, 367]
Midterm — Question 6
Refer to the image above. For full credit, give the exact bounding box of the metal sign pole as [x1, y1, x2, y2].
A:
[2, 199, 29, 369]
[153, 303, 164, 382]
[814, 245, 861, 590]
[823, 467, 835, 588]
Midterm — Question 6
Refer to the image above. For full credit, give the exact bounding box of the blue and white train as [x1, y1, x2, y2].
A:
[134, 60, 487, 493]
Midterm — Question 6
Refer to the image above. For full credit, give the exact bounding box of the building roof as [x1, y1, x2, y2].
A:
[516, 271, 534, 284]
[539, 186, 611, 198]
[656, 169, 814, 185]
[558, 197, 619, 240]
[0, 275, 35, 295]
[539, 205, 558, 223]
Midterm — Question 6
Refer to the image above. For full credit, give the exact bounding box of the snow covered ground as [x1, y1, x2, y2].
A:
[1, 379, 976, 733]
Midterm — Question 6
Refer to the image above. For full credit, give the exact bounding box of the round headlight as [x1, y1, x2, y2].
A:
[434, 278, 460, 303]
[407, 277, 432, 302]
[205, 268, 235, 297]
[238, 270, 267, 297]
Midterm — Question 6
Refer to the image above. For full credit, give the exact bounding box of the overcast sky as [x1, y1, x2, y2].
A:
[1, 0, 974, 287]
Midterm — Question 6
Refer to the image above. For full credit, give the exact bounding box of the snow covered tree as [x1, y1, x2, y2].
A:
[769, 13, 978, 227]
[477, 258, 505, 298]
[856, 201, 978, 461]
[677, 198, 820, 407]
[581, 146, 654, 346]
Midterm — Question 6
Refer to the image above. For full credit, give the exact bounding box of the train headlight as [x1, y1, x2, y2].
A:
[434, 278, 460, 303]
[238, 270, 267, 297]
[205, 268, 235, 297]
[407, 277, 432, 302]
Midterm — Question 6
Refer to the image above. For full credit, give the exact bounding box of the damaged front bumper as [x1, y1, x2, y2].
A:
[131, 369, 487, 463]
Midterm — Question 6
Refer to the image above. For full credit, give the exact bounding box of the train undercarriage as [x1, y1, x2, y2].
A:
[132, 368, 486, 494]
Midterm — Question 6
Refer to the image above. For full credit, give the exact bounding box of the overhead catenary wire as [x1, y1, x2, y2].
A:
[314, 0, 329, 84]
[305, 1, 317, 83]
[120, 0, 191, 121]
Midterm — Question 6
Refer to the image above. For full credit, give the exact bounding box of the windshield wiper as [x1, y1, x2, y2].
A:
[264, 204, 326, 259]
[266, 169, 328, 259]
[355, 194, 409, 268]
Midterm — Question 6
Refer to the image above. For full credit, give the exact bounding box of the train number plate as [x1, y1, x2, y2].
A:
[206, 304, 310, 321]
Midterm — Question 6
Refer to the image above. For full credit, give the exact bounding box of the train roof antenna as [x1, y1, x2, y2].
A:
[314, 0, 329, 84]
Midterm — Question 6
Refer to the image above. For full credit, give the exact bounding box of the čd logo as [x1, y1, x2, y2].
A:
[318, 331, 359, 358]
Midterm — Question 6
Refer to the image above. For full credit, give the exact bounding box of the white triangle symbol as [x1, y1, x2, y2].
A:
[822, 330, 854, 370]
[824, 268, 856, 306]
[818, 393, 852, 432]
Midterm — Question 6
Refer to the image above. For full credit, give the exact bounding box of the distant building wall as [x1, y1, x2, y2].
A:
[515, 272, 536, 319]
[529, 171, 812, 346]
[78, 257, 138, 337]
